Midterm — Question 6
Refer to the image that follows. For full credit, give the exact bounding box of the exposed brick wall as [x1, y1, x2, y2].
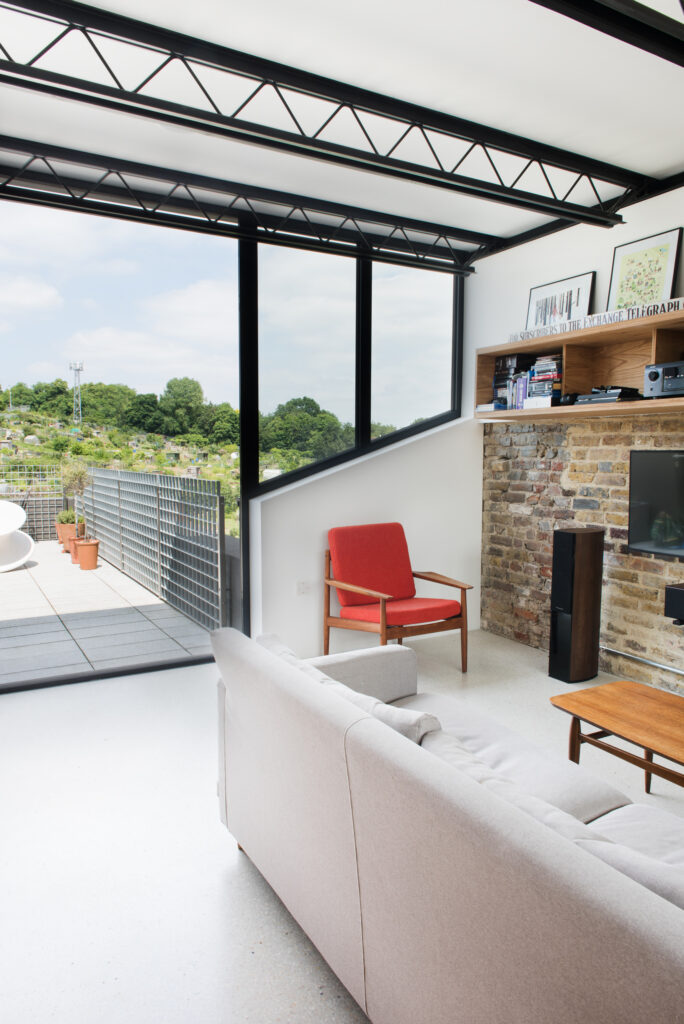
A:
[481, 414, 684, 694]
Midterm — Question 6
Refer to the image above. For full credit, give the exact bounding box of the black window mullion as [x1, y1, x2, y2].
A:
[452, 274, 464, 417]
[355, 255, 372, 448]
[238, 235, 259, 636]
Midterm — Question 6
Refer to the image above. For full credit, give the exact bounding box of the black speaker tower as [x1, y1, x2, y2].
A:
[549, 527, 604, 684]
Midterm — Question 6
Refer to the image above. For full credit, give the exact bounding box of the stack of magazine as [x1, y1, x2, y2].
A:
[488, 353, 536, 410]
[524, 354, 562, 408]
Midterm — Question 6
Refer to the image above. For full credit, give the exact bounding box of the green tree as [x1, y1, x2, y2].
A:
[125, 393, 162, 433]
[5, 382, 33, 408]
[210, 404, 239, 445]
[32, 379, 70, 416]
[80, 382, 136, 427]
[159, 377, 204, 435]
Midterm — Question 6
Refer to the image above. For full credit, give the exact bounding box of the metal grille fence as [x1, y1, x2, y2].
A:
[0, 463, 63, 540]
[80, 469, 227, 631]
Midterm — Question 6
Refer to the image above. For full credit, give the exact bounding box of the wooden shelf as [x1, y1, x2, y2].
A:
[475, 308, 684, 422]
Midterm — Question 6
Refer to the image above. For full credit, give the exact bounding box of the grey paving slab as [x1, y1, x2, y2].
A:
[67, 619, 167, 641]
[0, 646, 90, 675]
[76, 636, 185, 659]
[0, 620, 67, 639]
[59, 609, 148, 627]
[0, 629, 70, 649]
[88, 651, 192, 671]
[0, 662, 92, 685]
[0, 638, 85, 664]
[0, 540, 210, 686]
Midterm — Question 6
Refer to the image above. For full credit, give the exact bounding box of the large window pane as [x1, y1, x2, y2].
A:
[0, 201, 239, 689]
[258, 246, 356, 479]
[371, 265, 454, 438]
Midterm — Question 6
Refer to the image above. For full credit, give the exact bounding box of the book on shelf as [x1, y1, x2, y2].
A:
[523, 395, 560, 409]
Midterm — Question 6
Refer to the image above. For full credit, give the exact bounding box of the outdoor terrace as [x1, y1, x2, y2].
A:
[0, 539, 212, 689]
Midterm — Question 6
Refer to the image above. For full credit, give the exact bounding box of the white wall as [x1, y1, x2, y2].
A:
[248, 187, 682, 656]
[251, 417, 483, 656]
[465, 188, 684, 353]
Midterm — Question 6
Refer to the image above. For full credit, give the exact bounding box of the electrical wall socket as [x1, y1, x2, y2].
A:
[296, 580, 313, 596]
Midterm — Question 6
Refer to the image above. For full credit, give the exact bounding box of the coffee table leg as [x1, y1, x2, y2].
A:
[644, 749, 654, 794]
[569, 716, 581, 763]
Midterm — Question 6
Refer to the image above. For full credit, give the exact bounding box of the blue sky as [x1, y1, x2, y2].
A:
[1, 200, 454, 426]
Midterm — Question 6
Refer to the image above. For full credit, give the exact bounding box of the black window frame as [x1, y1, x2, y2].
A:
[238, 240, 464, 634]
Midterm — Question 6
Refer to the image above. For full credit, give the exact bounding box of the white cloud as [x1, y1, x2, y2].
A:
[0, 275, 62, 312]
[63, 324, 239, 405]
[143, 277, 239, 349]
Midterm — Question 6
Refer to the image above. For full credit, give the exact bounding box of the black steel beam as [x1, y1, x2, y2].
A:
[0, 136, 480, 271]
[5, 0, 647, 185]
[530, 0, 684, 67]
[0, 66, 625, 228]
[469, 168, 684, 265]
[0, 0, 643, 226]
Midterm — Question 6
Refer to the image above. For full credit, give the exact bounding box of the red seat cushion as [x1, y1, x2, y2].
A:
[340, 597, 461, 626]
[328, 523, 416, 607]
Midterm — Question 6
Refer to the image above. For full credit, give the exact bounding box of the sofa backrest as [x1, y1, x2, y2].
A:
[213, 627, 369, 1010]
[344, 718, 684, 1024]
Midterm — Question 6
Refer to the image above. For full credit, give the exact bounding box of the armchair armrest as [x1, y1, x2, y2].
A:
[325, 577, 393, 601]
[306, 645, 418, 702]
[413, 571, 473, 591]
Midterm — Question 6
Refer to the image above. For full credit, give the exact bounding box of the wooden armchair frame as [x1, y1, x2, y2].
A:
[324, 550, 473, 670]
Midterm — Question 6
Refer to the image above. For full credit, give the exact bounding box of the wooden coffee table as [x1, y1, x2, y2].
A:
[550, 680, 684, 793]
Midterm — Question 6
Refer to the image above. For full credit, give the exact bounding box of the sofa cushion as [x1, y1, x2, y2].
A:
[326, 681, 440, 743]
[587, 804, 684, 867]
[396, 692, 630, 823]
[422, 731, 613, 844]
[373, 702, 441, 743]
[575, 839, 684, 911]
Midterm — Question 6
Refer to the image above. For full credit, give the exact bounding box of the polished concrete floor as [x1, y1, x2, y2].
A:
[1, 631, 682, 1023]
[0, 540, 211, 687]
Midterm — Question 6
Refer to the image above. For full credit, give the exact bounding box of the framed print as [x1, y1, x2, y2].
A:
[525, 271, 595, 330]
[607, 228, 682, 310]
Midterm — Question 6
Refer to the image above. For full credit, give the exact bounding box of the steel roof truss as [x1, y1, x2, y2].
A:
[0, 0, 651, 227]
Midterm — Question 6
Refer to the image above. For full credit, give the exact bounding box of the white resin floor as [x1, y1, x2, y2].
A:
[0, 540, 212, 687]
[1, 631, 682, 1024]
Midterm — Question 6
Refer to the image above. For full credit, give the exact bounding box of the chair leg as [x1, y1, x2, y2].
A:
[323, 621, 330, 655]
[460, 625, 467, 673]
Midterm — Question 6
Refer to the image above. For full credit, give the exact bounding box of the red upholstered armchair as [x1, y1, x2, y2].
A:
[324, 522, 473, 671]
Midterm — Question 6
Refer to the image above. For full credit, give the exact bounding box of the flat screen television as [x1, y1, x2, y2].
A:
[628, 450, 684, 558]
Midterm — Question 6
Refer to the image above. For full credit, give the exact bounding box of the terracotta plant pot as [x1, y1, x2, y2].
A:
[61, 523, 77, 552]
[77, 538, 99, 570]
[55, 520, 63, 544]
[69, 535, 80, 563]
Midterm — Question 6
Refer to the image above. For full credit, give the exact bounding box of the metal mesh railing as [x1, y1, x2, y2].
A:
[80, 469, 227, 630]
[0, 463, 64, 540]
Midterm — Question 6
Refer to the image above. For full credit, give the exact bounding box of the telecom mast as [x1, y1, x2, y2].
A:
[70, 361, 83, 425]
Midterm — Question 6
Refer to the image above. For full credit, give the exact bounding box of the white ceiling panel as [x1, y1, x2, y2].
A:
[0, 0, 681, 263]
[90, 0, 684, 176]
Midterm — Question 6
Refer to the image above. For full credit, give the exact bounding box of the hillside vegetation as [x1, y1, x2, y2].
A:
[1, 377, 395, 535]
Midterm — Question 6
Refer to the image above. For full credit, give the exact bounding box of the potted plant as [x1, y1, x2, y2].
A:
[69, 517, 86, 562]
[57, 508, 78, 552]
[60, 460, 90, 544]
[76, 535, 100, 571]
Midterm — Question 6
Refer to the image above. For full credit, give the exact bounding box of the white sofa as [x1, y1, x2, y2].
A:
[212, 627, 684, 1024]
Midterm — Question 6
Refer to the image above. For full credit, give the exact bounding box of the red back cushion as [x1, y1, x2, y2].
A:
[328, 522, 416, 606]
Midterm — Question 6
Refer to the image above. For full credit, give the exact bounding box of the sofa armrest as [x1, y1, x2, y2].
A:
[306, 645, 417, 702]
